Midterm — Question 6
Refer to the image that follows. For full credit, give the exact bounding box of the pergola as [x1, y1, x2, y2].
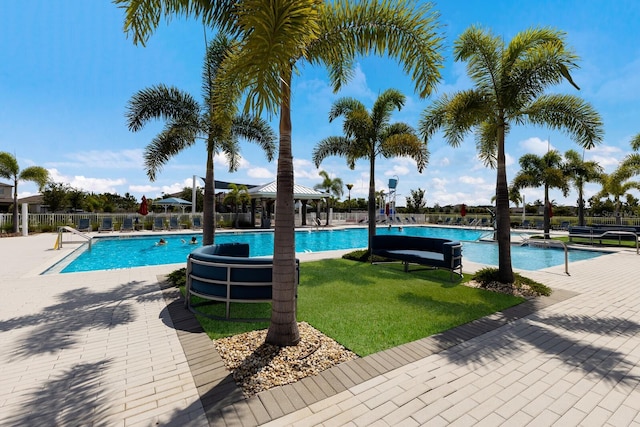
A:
[247, 181, 328, 227]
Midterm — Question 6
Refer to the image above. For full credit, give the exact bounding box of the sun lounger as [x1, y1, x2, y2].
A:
[77, 218, 91, 232]
[98, 217, 114, 232]
[153, 216, 166, 231]
[120, 217, 134, 232]
[192, 216, 202, 229]
[169, 216, 182, 230]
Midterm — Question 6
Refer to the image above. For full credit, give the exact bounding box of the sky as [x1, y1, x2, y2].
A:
[2, 1, 640, 208]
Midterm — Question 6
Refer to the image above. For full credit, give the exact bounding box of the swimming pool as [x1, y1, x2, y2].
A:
[51, 226, 605, 274]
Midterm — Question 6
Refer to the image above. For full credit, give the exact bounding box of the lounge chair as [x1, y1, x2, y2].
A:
[77, 218, 91, 232]
[153, 216, 166, 231]
[192, 216, 202, 229]
[120, 217, 134, 232]
[98, 217, 114, 232]
[521, 219, 531, 229]
[169, 217, 183, 230]
[395, 217, 403, 224]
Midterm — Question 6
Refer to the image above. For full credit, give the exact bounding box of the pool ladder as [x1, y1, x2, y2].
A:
[520, 235, 569, 276]
[55, 226, 92, 250]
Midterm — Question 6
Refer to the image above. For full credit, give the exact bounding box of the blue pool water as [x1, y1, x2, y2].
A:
[54, 226, 605, 274]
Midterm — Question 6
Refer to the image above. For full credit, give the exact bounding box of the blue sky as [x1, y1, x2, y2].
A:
[2, 1, 639, 208]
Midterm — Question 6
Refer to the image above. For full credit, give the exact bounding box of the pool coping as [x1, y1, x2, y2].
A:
[158, 275, 578, 425]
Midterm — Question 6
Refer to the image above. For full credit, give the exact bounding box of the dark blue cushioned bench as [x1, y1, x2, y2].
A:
[569, 225, 638, 246]
[185, 243, 299, 321]
[371, 235, 463, 280]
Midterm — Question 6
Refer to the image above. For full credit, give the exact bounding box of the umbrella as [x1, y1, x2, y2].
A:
[460, 204, 466, 217]
[138, 195, 149, 216]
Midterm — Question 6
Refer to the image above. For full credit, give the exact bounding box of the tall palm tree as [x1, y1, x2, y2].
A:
[594, 166, 640, 224]
[116, 0, 443, 347]
[419, 26, 603, 283]
[313, 170, 343, 226]
[313, 89, 428, 251]
[564, 149, 603, 226]
[223, 183, 250, 228]
[125, 34, 276, 246]
[0, 152, 49, 233]
[511, 150, 569, 238]
[346, 183, 354, 213]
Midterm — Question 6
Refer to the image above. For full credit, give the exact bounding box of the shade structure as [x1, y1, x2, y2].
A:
[154, 197, 192, 213]
[138, 195, 149, 216]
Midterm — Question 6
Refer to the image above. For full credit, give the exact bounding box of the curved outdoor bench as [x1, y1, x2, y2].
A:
[371, 235, 463, 280]
[185, 243, 299, 321]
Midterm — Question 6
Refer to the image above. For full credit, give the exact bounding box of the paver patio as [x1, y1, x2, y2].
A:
[1, 232, 639, 426]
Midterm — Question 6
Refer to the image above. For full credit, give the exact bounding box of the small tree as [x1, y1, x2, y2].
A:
[313, 171, 343, 226]
[223, 183, 251, 228]
[405, 188, 426, 213]
[42, 182, 71, 213]
[0, 152, 49, 232]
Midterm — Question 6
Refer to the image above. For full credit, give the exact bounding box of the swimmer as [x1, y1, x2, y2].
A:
[190, 236, 198, 245]
[157, 238, 167, 246]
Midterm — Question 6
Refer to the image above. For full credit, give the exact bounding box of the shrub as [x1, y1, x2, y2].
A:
[473, 267, 552, 296]
[167, 268, 186, 287]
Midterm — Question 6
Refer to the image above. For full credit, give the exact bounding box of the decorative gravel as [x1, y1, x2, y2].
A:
[463, 279, 540, 298]
[214, 322, 358, 397]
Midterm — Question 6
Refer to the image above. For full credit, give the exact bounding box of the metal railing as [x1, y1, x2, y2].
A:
[521, 235, 570, 276]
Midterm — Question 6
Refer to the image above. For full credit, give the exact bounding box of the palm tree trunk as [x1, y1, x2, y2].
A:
[495, 120, 514, 283]
[578, 186, 585, 226]
[266, 69, 300, 347]
[543, 185, 550, 239]
[12, 177, 19, 233]
[367, 152, 376, 253]
[202, 145, 215, 245]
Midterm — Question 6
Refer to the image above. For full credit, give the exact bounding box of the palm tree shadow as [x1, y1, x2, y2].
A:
[1, 281, 164, 357]
[8, 360, 113, 427]
[433, 311, 640, 386]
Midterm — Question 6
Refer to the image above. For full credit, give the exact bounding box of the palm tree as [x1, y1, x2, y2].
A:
[125, 34, 276, 246]
[117, 0, 443, 347]
[564, 149, 603, 226]
[223, 183, 250, 228]
[594, 166, 640, 224]
[419, 26, 603, 283]
[511, 151, 569, 238]
[346, 183, 354, 213]
[313, 89, 428, 251]
[313, 171, 343, 226]
[0, 152, 49, 233]
[631, 133, 640, 151]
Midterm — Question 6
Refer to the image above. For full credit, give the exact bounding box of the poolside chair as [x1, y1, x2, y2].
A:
[120, 217, 134, 232]
[169, 216, 183, 230]
[152, 216, 166, 231]
[98, 217, 114, 233]
[192, 216, 202, 230]
[77, 218, 91, 232]
[521, 219, 531, 229]
[395, 217, 403, 224]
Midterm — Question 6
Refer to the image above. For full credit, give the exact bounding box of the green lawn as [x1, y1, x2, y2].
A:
[190, 259, 524, 356]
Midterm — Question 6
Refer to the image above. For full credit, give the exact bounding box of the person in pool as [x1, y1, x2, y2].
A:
[157, 238, 167, 246]
[190, 236, 198, 245]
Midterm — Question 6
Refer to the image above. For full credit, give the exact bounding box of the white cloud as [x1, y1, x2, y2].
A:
[294, 158, 321, 180]
[52, 149, 144, 169]
[459, 176, 485, 185]
[48, 168, 127, 194]
[519, 137, 554, 155]
[247, 167, 275, 179]
[440, 157, 450, 167]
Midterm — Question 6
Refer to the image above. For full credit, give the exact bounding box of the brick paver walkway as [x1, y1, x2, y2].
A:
[1, 232, 639, 426]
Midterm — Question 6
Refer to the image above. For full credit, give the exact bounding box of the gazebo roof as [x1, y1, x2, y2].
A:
[247, 181, 328, 200]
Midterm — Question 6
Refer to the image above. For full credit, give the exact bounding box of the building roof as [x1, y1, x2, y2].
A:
[247, 181, 328, 200]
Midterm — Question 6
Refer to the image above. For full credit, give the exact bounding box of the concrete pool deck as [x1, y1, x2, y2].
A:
[1, 231, 639, 426]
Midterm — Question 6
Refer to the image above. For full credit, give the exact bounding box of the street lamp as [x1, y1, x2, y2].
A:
[346, 183, 353, 213]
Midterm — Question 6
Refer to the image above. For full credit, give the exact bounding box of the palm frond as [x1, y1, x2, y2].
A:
[525, 94, 603, 149]
[311, 0, 443, 98]
[114, 0, 239, 46]
[454, 25, 503, 95]
[126, 84, 200, 132]
[312, 136, 352, 168]
[631, 133, 640, 151]
[371, 89, 405, 131]
[380, 133, 429, 172]
[144, 122, 199, 181]
[231, 114, 278, 162]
